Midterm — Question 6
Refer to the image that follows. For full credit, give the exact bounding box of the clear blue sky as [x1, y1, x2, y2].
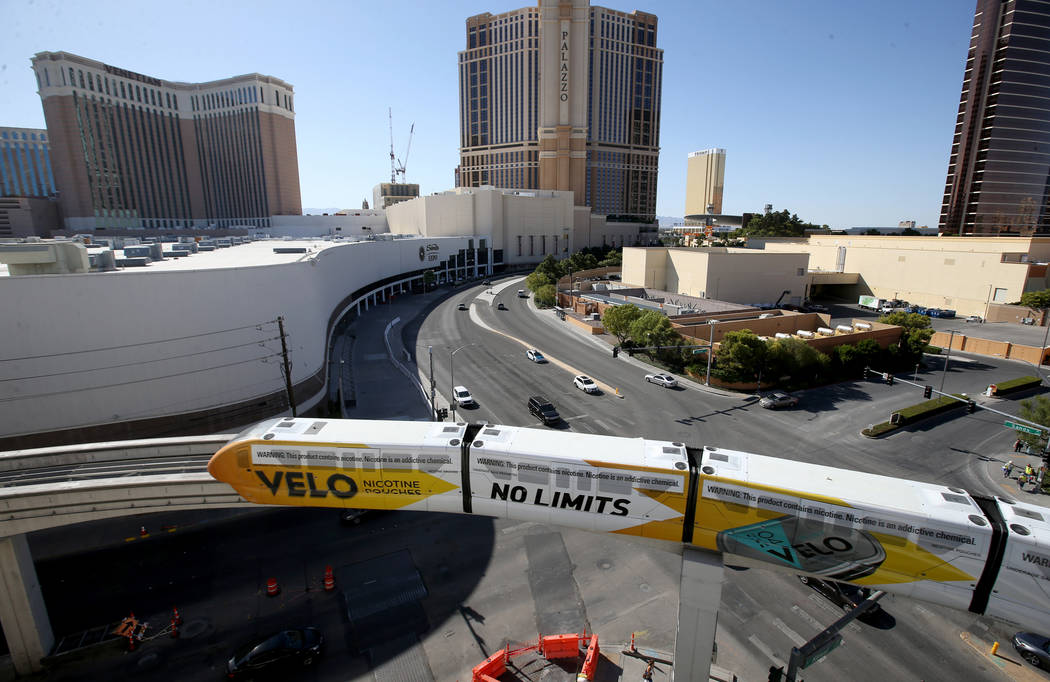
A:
[0, 0, 974, 228]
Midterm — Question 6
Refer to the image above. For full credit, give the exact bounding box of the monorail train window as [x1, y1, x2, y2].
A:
[1013, 507, 1044, 522]
[554, 467, 572, 489]
[597, 472, 632, 496]
[576, 472, 592, 492]
[941, 493, 971, 505]
[518, 465, 550, 485]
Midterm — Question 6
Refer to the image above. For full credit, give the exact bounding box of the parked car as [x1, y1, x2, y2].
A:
[573, 375, 599, 394]
[759, 392, 799, 409]
[226, 628, 324, 679]
[938, 309, 956, 319]
[526, 348, 547, 363]
[805, 303, 829, 313]
[527, 396, 560, 425]
[798, 576, 883, 619]
[457, 302, 468, 311]
[453, 385, 476, 407]
[965, 314, 983, 323]
[1013, 632, 1050, 669]
[645, 373, 678, 388]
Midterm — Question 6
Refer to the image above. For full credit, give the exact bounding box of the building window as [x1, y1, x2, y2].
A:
[797, 268, 805, 276]
[517, 235, 522, 257]
[529, 235, 534, 256]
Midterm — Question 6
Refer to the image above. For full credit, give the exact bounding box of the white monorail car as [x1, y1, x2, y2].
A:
[208, 418, 1050, 632]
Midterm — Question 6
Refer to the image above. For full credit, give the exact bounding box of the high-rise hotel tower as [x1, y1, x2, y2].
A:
[31, 51, 302, 231]
[939, 0, 1050, 236]
[457, 0, 662, 222]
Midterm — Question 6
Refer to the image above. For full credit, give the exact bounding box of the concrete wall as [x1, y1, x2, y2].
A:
[930, 330, 1048, 365]
[0, 237, 472, 442]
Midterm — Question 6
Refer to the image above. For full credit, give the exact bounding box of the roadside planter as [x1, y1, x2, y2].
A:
[987, 376, 1042, 397]
[862, 394, 969, 438]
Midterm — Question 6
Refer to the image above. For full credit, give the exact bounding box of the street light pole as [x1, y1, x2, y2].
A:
[705, 320, 717, 386]
[1041, 318, 1050, 366]
[939, 329, 957, 394]
[428, 345, 436, 421]
[449, 343, 473, 421]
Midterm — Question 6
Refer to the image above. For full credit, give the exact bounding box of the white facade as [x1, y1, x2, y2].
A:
[0, 237, 473, 441]
[264, 211, 388, 238]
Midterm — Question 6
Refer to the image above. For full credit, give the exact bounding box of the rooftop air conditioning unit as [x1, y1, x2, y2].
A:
[836, 324, 853, 333]
[855, 322, 872, 330]
[797, 330, 815, 338]
[759, 313, 775, 319]
[775, 332, 791, 339]
[817, 327, 836, 336]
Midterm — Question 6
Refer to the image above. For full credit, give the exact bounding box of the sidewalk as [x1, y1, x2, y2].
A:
[983, 445, 1050, 508]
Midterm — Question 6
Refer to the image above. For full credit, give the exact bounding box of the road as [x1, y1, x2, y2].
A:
[405, 277, 1046, 681]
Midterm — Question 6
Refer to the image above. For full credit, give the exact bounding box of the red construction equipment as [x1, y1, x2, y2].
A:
[265, 577, 280, 597]
[323, 566, 335, 592]
[540, 633, 580, 659]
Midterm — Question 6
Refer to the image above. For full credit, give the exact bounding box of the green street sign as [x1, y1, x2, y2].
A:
[1005, 420, 1044, 436]
[691, 348, 708, 355]
[799, 634, 843, 669]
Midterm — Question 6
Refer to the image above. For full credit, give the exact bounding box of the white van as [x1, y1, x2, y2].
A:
[517, 289, 528, 298]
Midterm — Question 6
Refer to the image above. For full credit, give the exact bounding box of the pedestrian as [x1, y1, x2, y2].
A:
[1018, 473, 1027, 491]
[1026, 464, 1034, 478]
[1037, 469, 1045, 494]
[1003, 461, 1014, 478]
[1015, 439, 1023, 453]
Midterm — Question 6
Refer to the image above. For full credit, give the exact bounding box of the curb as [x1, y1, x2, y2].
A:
[959, 631, 1045, 681]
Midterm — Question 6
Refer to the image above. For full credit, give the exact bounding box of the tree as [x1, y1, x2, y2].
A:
[767, 337, 830, 387]
[879, 311, 934, 359]
[535, 254, 565, 280]
[1018, 395, 1050, 452]
[602, 304, 644, 345]
[738, 209, 822, 238]
[900, 227, 921, 236]
[628, 311, 680, 355]
[525, 270, 556, 293]
[863, 228, 881, 236]
[711, 330, 767, 383]
[565, 251, 599, 274]
[533, 284, 556, 308]
[598, 249, 622, 267]
[422, 270, 435, 290]
[1020, 290, 1050, 309]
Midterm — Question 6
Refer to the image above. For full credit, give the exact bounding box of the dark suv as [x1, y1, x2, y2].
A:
[798, 575, 883, 622]
[528, 396, 560, 425]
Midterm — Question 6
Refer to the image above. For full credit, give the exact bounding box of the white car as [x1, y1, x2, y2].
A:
[759, 392, 799, 409]
[453, 385, 476, 407]
[645, 373, 678, 388]
[573, 375, 599, 394]
[526, 349, 547, 363]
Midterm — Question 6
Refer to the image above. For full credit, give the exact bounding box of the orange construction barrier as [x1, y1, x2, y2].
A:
[540, 633, 581, 659]
[266, 577, 280, 597]
[580, 633, 600, 680]
[471, 645, 508, 682]
[323, 566, 335, 592]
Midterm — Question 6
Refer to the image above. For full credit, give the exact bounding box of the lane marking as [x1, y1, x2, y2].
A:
[790, 604, 822, 631]
[772, 617, 807, 647]
[747, 634, 787, 668]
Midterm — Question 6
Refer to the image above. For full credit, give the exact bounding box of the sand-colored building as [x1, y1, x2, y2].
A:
[752, 235, 1050, 317]
[622, 246, 810, 306]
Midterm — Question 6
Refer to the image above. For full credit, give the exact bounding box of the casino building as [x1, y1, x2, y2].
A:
[31, 51, 302, 232]
[457, 0, 663, 222]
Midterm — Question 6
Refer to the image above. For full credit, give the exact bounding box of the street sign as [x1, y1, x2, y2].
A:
[691, 348, 708, 355]
[798, 633, 842, 669]
[1005, 420, 1044, 436]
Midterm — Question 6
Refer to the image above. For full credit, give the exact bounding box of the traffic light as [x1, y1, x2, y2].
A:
[767, 666, 785, 682]
[967, 400, 976, 414]
[882, 372, 893, 385]
[923, 385, 933, 399]
[612, 346, 619, 358]
[863, 367, 870, 380]
[438, 407, 449, 420]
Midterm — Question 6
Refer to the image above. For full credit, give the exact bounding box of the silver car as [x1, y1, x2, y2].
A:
[759, 392, 799, 409]
[645, 373, 678, 388]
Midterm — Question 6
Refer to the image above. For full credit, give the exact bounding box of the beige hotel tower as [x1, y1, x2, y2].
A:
[458, 0, 662, 222]
[684, 148, 725, 223]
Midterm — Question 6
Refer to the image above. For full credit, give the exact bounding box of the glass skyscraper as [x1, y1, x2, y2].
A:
[939, 0, 1050, 236]
[0, 127, 56, 198]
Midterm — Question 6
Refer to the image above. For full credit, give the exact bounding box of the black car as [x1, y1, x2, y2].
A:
[226, 628, 323, 679]
[1013, 632, 1050, 669]
[528, 396, 560, 425]
[798, 576, 883, 618]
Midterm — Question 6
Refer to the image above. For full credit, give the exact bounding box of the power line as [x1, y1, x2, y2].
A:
[0, 321, 277, 363]
[0, 336, 282, 383]
[0, 353, 282, 404]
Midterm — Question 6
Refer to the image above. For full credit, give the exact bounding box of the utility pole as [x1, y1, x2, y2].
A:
[705, 320, 717, 386]
[939, 329, 957, 394]
[277, 316, 296, 417]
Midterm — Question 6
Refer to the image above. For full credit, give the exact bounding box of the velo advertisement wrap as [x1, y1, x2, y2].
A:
[698, 478, 987, 586]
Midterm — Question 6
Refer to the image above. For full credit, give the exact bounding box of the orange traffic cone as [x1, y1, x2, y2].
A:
[266, 577, 280, 597]
[323, 566, 335, 592]
[172, 607, 182, 626]
[139, 526, 147, 537]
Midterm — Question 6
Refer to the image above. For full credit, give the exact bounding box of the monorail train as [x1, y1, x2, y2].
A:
[207, 417, 1050, 632]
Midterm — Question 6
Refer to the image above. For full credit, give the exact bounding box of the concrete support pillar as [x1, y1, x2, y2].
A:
[0, 534, 53, 674]
[672, 548, 724, 682]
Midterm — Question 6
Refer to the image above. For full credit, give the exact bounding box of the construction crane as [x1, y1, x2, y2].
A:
[387, 108, 415, 184]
